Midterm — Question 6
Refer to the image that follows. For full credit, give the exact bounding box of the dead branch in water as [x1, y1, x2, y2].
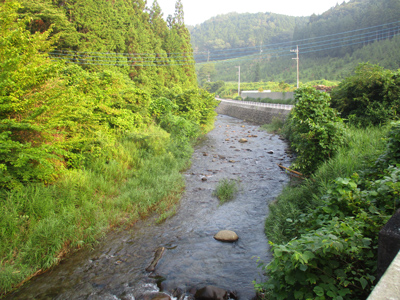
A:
[277, 164, 306, 180]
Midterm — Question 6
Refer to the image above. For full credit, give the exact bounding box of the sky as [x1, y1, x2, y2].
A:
[150, 0, 351, 26]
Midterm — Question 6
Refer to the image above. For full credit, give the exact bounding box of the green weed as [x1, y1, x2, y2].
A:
[260, 117, 285, 134]
[213, 178, 239, 204]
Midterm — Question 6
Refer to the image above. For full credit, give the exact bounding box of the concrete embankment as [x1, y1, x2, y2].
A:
[215, 99, 291, 125]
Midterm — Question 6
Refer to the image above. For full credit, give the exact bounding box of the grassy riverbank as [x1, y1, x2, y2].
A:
[256, 74, 400, 298]
[265, 124, 389, 245]
[0, 125, 210, 296]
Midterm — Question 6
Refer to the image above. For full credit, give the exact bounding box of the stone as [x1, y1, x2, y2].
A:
[194, 286, 228, 300]
[146, 247, 165, 272]
[238, 138, 248, 143]
[201, 177, 207, 181]
[267, 150, 274, 154]
[214, 230, 239, 242]
[138, 293, 171, 300]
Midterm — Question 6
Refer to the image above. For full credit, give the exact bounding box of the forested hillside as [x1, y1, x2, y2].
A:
[17, 0, 197, 89]
[189, 12, 308, 58]
[0, 0, 217, 296]
[294, 0, 400, 58]
[206, 34, 400, 84]
[193, 0, 400, 85]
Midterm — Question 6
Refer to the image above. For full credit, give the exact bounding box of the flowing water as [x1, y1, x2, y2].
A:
[7, 114, 292, 300]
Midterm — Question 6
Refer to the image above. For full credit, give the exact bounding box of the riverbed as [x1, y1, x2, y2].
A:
[7, 114, 292, 300]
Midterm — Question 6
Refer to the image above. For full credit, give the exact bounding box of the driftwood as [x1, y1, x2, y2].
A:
[277, 164, 306, 179]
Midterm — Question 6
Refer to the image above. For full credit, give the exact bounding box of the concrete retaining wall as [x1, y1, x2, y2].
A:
[215, 101, 290, 125]
[368, 250, 400, 300]
[241, 91, 294, 101]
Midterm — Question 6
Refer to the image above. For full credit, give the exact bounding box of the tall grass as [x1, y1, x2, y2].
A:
[213, 178, 239, 204]
[0, 130, 190, 296]
[265, 124, 390, 244]
[260, 117, 285, 134]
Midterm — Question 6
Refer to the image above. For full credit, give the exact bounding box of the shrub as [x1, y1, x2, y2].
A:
[149, 97, 179, 120]
[258, 122, 400, 300]
[331, 63, 400, 127]
[256, 217, 374, 300]
[284, 87, 346, 174]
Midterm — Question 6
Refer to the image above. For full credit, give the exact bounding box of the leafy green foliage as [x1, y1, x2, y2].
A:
[0, 1, 64, 189]
[162, 88, 218, 130]
[376, 121, 400, 167]
[284, 87, 346, 174]
[149, 97, 179, 120]
[331, 63, 400, 127]
[258, 121, 400, 299]
[256, 217, 374, 300]
[0, 1, 217, 295]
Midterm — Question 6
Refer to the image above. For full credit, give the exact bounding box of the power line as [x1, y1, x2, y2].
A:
[195, 23, 400, 63]
[47, 20, 400, 67]
[194, 19, 400, 56]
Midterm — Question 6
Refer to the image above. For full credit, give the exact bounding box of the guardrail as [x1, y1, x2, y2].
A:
[216, 98, 293, 111]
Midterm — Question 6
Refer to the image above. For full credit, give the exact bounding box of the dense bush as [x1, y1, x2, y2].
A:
[257, 121, 400, 299]
[0, 2, 217, 295]
[331, 63, 400, 127]
[284, 87, 346, 174]
[0, 3, 217, 190]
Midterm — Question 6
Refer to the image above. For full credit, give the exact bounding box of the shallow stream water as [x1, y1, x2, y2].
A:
[7, 114, 292, 300]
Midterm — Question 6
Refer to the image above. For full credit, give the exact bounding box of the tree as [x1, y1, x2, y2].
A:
[0, 1, 64, 189]
[198, 63, 216, 84]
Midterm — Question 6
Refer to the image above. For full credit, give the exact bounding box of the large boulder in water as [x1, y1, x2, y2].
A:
[213, 230, 239, 242]
[194, 286, 228, 300]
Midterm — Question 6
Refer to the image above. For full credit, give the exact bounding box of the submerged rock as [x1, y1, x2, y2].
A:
[194, 286, 228, 300]
[146, 247, 165, 272]
[138, 292, 171, 300]
[213, 230, 239, 242]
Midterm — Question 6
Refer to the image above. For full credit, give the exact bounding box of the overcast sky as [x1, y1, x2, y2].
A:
[149, 0, 350, 26]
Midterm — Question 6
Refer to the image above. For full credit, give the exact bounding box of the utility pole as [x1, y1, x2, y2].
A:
[235, 66, 240, 97]
[290, 45, 299, 89]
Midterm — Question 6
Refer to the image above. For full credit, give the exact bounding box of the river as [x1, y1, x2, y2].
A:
[7, 114, 292, 300]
